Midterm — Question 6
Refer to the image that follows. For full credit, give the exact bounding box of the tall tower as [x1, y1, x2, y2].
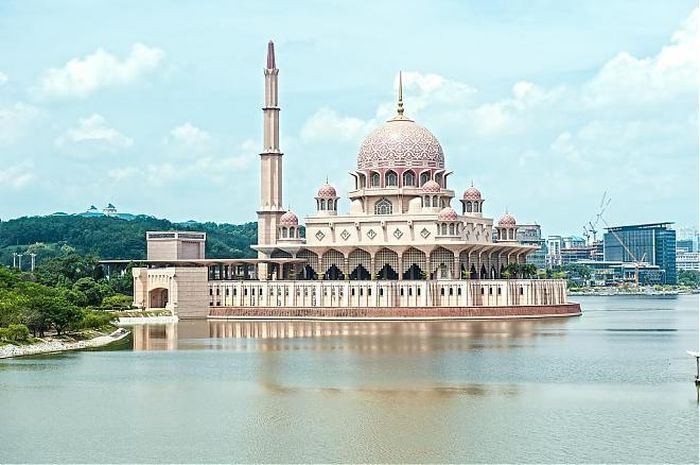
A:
[257, 40, 284, 261]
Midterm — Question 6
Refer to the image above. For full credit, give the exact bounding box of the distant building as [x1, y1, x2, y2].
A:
[547, 235, 562, 268]
[517, 224, 546, 269]
[590, 240, 604, 261]
[676, 239, 695, 253]
[561, 246, 594, 265]
[576, 259, 666, 286]
[677, 227, 699, 252]
[67, 204, 141, 221]
[547, 235, 592, 268]
[677, 250, 699, 272]
[603, 223, 676, 284]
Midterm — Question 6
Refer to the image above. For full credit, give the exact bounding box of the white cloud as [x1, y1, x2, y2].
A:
[584, 7, 698, 106]
[0, 162, 35, 189]
[0, 72, 7, 86]
[0, 102, 42, 146]
[56, 114, 133, 151]
[300, 107, 376, 144]
[469, 81, 564, 136]
[39, 43, 164, 98]
[300, 72, 476, 144]
[169, 122, 211, 148]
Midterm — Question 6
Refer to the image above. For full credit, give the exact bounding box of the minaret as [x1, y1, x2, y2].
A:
[257, 40, 284, 263]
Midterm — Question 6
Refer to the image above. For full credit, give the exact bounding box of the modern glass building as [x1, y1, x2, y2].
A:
[603, 223, 677, 284]
[517, 224, 546, 269]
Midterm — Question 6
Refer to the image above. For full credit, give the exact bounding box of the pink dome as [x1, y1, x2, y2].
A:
[357, 120, 445, 170]
[316, 183, 337, 198]
[279, 211, 299, 226]
[438, 207, 458, 221]
[463, 186, 482, 201]
[421, 180, 441, 193]
[498, 213, 517, 227]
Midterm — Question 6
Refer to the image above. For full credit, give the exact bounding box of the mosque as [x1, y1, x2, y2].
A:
[127, 42, 580, 320]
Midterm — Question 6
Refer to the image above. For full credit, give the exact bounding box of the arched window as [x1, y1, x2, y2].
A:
[420, 172, 430, 186]
[281, 227, 287, 238]
[374, 198, 393, 215]
[434, 173, 443, 187]
[466, 202, 472, 213]
[320, 199, 326, 210]
[449, 224, 455, 235]
[441, 224, 447, 235]
[359, 174, 366, 189]
[432, 197, 438, 207]
[403, 171, 416, 187]
[386, 171, 398, 186]
[474, 202, 480, 213]
[371, 172, 380, 187]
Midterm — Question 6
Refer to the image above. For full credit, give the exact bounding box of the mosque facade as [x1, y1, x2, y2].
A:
[128, 42, 580, 320]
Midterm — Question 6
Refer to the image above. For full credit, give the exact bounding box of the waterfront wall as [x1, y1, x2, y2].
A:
[209, 302, 582, 320]
[207, 279, 568, 309]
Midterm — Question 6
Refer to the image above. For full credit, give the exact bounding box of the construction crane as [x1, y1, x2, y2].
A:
[583, 191, 610, 245]
[596, 192, 647, 286]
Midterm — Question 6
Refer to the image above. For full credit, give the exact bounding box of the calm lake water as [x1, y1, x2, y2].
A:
[1, 295, 698, 463]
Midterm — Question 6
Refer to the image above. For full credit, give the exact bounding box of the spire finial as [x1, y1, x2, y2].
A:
[470, 179, 474, 187]
[266, 40, 276, 69]
[397, 71, 404, 116]
[325, 175, 329, 184]
[389, 71, 413, 122]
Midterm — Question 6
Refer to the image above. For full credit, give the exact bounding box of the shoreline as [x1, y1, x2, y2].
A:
[0, 328, 130, 360]
[118, 315, 179, 325]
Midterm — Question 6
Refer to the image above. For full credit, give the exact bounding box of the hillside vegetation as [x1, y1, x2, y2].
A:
[0, 215, 258, 265]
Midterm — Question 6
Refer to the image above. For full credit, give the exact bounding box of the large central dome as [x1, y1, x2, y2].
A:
[357, 119, 445, 170]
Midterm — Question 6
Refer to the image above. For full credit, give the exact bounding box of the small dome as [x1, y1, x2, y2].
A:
[422, 180, 441, 193]
[279, 211, 298, 226]
[438, 207, 458, 221]
[316, 183, 337, 198]
[463, 186, 482, 201]
[498, 213, 517, 227]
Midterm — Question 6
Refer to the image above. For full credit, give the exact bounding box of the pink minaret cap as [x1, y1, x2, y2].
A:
[267, 40, 276, 69]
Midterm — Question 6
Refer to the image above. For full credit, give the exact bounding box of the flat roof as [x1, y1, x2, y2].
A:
[99, 258, 306, 266]
[606, 222, 674, 232]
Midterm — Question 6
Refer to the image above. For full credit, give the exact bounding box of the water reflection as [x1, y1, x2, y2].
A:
[129, 318, 568, 353]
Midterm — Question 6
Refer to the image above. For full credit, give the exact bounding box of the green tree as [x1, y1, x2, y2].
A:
[101, 294, 133, 309]
[73, 277, 110, 306]
[679, 270, 700, 287]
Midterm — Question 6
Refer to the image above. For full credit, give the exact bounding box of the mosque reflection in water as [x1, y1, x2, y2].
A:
[129, 318, 567, 353]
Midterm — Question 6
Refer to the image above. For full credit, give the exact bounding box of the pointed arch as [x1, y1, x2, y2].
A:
[349, 249, 371, 280]
[402, 170, 416, 187]
[321, 249, 344, 280]
[402, 247, 426, 280]
[430, 247, 453, 280]
[374, 198, 393, 215]
[298, 249, 319, 280]
[419, 171, 431, 186]
[375, 248, 399, 280]
[385, 170, 398, 187]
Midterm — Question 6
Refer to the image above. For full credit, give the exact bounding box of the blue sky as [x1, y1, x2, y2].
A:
[0, 0, 697, 237]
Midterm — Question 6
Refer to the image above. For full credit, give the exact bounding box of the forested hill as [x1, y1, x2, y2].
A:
[0, 215, 257, 264]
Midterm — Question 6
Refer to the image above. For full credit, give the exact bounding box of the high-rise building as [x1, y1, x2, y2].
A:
[603, 223, 677, 284]
[517, 224, 546, 269]
[546, 235, 562, 268]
